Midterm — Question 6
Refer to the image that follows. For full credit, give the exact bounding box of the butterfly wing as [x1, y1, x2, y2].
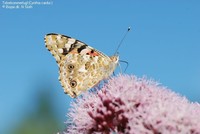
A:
[45, 33, 80, 63]
[45, 33, 118, 98]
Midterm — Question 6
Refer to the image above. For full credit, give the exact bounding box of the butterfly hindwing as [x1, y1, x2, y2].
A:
[45, 33, 119, 98]
[59, 48, 117, 97]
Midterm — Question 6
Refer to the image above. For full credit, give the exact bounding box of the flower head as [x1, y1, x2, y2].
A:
[64, 75, 200, 134]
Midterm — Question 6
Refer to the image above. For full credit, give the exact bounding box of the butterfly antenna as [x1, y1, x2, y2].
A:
[114, 27, 131, 55]
[119, 60, 129, 73]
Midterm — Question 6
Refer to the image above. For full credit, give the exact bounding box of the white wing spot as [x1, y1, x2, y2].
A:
[57, 35, 61, 40]
[82, 55, 90, 61]
[68, 38, 76, 44]
[65, 43, 72, 49]
[58, 48, 63, 53]
[57, 35, 63, 43]
[78, 65, 87, 73]
[93, 56, 98, 63]
[80, 48, 90, 54]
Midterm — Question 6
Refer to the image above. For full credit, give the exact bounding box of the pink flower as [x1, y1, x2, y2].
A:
[64, 75, 200, 134]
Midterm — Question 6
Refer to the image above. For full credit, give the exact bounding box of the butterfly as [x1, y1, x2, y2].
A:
[44, 33, 119, 98]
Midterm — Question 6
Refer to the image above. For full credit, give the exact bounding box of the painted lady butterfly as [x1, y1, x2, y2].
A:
[44, 33, 119, 98]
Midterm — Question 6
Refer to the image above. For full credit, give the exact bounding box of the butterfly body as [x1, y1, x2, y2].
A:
[45, 33, 118, 98]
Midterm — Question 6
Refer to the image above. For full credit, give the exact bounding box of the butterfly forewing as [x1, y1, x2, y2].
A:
[45, 33, 81, 63]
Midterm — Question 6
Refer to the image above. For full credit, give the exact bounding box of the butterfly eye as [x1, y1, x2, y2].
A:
[68, 64, 74, 70]
[70, 80, 77, 88]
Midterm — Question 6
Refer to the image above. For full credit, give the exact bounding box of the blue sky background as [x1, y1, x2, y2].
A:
[0, 0, 200, 133]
